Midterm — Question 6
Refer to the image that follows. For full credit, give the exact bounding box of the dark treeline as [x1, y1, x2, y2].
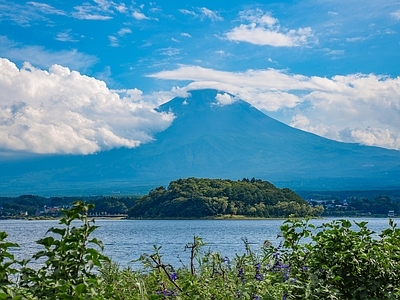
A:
[0, 194, 137, 217]
[4, 178, 399, 219]
[297, 189, 400, 202]
[301, 191, 400, 216]
[321, 195, 400, 217]
[128, 177, 323, 218]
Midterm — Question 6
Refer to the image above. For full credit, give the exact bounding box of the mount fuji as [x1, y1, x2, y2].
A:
[1, 89, 400, 196]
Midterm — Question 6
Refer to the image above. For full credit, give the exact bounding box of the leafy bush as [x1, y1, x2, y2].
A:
[0, 231, 19, 299]
[2, 201, 112, 299]
[278, 218, 400, 299]
[1, 203, 400, 299]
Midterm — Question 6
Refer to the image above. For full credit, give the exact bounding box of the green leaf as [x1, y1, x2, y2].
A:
[37, 236, 56, 247]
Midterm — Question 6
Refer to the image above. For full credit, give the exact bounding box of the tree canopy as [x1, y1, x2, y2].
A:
[128, 177, 323, 218]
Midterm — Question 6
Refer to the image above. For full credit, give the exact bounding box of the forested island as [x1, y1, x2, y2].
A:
[128, 178, 322, 218]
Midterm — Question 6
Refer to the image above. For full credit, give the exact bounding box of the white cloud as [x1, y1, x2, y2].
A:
[55, 30, 78, 42]
[339, 127, 399, 149]
[72, 3, 113, 20]
[0, 36, 97, 71]
[179, 7, 222, 21]
[149, 7, 161, 13]
[149, 65, 400, 150]
[0, 58, 174, 155]
[346, 36, 368, 42]
[27, 2, 66, 15]
[0, 1, 53, 26]
[290, 114, 310, 128]
[115, 3, 127, 13]
[118, 28, 132, 36]
[390, 9, 400, 19]
[108, 36, 119, 47]
[132, 10, 149, 20]
[108, 28, 132, 47]
[115, 88, 143, 101]
[179, 9, 197, 17]
[72, 0, 128, 20]
[323, 48, 345, 56]
[158, 47, 180, 56]
[199, 7, 223, 21]
[215, 50, 232, 57]
[215, 93, 237, 106]
[226, 9, 315, 47]
[181, 32, 192, 38]
[238, 9, 277, 27]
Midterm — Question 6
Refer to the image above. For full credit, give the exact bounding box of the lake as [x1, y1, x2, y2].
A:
[0, 218, 395, 268]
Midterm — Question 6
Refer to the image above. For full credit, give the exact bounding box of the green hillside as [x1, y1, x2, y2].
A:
[128, 177, 323, 218]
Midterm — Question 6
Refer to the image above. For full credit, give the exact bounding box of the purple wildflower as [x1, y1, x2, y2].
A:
[156, 288, 178, 297]
[255, 273, 264, 281]
[283, 272, 289, 282]
[169, 272, 178, 281]
[238, 268, 245, 283]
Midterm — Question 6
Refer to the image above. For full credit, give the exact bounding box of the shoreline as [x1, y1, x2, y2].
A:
[1, 214, 397, 221]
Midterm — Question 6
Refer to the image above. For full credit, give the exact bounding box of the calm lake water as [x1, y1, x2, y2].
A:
[0, 218, 394, 268]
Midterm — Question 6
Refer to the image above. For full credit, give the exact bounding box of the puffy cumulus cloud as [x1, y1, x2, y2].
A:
[290, 114, 341, 141]
[226, 9, 316, 47]
[339, 127, 400, 149]
[215, 93, 237, 106]
[0, 58, 174, 155]
[150, 65, 400, 150]
[298, 74, 400, 149]
[132, 10, 150, 20]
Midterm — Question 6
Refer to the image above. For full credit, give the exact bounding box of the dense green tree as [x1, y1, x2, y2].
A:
[128, 177, 323, 218]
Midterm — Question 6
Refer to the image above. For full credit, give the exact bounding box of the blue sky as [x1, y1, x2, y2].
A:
[1, 0, 400, 156]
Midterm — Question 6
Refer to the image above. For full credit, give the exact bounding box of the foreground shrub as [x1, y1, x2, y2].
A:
[0, 231, 19, 299]
[1, 203, 400, 299]
[18, 201, 112, 299]
[278, 218, 400, 299]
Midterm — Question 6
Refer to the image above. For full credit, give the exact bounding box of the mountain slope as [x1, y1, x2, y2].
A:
[1, 89, 400, 195]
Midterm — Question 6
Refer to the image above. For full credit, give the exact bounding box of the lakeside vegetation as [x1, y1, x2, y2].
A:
[1, 201, 400, 299]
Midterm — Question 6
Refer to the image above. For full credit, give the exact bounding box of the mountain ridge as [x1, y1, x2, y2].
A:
[1, 89, 400, 196]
